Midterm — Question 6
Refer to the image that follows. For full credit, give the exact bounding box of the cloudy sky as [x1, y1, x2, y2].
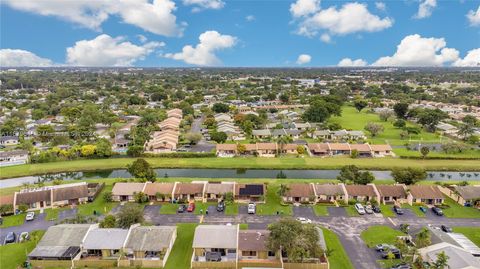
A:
[1, 0, 479, 67]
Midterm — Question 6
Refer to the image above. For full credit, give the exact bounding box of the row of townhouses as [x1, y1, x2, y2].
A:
[144, 109, 183, 153]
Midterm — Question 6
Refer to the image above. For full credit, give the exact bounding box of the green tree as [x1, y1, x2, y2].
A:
[36, 124, 55, 143]
[393, 119, 406, 129]
[212, 103, 230, 113]
[95, 138, 112, 157]
[127, 158, 156, 181]
[100, 215, 116, 228]
[237, 143, 246, 154]
[81, 145, 96, 157]
[353, 99, 368, 112]
[432, 251, 449, 269]
[185, 132, 202, 145]
[417, 109, 448, 132]
[127, 145, 144, 157]
[364, 122, 384, 137]
[296, 145, 306, 155]
[393, 103, 409, 119]
[133, 192, 149, 203]
[378, 110, 394, 122]
[420, 146, 430, 159]
[103, 191, 113, 202]
[415, 227, 431, 248]
[337, 165, 360, 184]
[391, 167, 427, 185]
[277, 184, 290, 196]
[279, 93, 290, 104]
[350, 149, 359, 159]
[211, 131, 228, 143]
[355, 171, 375, 185]
[302, 100, 332, 123]
[117, 203, 144, 229]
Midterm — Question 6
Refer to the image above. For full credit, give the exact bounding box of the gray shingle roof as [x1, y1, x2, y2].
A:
[37, 224, 93, 247]
[125, 226, 176, 251]
[192, 225, 238, 249]
[83, 228, 129, 250]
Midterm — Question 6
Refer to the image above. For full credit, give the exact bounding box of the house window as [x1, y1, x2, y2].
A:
[242, 251, 256, 257]
[268, 251, 275, 257]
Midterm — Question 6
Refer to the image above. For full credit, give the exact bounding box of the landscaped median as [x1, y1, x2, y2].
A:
[321, 227, 354, 269]
[452, 227, 480, 247]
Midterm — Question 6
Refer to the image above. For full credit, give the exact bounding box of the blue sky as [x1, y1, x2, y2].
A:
[1, 0, 479, 67]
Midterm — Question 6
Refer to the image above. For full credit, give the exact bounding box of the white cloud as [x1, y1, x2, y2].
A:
[294, 2, 393, 38]
[290, 0, 320, 18]
[467, 6, 480, 26]
[375, 2, 386, 11]
[66, 34, 164, 66]
[164, 31, 237, 66]
[296, 54, 312, 65]
[0, 49, 54, 67]
[183, 0, 224, 12]
[372, 34, 459, 66]
[320, 33, 331, 43]
[453, 48, 480, 67]
[2, 0, 184, 36]
[338, 58, 367, 67]
[246, 15, 255, 22]
[415, 0, 437, 19]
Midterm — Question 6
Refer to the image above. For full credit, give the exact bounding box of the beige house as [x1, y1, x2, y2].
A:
[174, 183, 206, 202]
[111, 182, 146, 202]
[407, 185, 445, 205]
[204, 182, 235, 202]
[344, 184, 379, 202]
[313, 183, 348, 204]
[235, 183, 265, 203]
[438, 185, 480, 208]
[282, 183, 315, 203]
[144, 183, 175, 202]
[376, 185, 408, 205]
[238, 230, 281, 268]
[192, 225, 238, 268]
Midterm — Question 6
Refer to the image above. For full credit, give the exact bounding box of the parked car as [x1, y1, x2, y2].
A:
[216, 201, 225, 212]
[19, 232, 30, 242]
[441, 225, 453, 233]
[247, 203, 256, 214]
[25, 212, 35, 221]
[4, 232, 16, 244]
[393, 206, 404, 215]
[375, 244, 395, 251]
[365, 205, 374, 214]
[206, 252, 222, 262]
[390, 263, 412, 269]
[177, 204, 187, 213]
[296, 217, 312, 224]
[432, 207, 444, 216]
[419, 206, 427, 213]
[187, 203, 195, 212]
[372, 205, 381, 213]
[355, 203, 366, 215]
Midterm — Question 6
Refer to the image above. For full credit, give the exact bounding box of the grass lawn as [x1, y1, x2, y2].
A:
[377, 259, 403, 269]
[225, 203, 239, 215]
[239, 223, 249, 230]
[0, 213, 25, 228]
[257, 185, 292, 216]
[321, 227, 354, 269]
[44, 207, 71, 221]
[2, 155, 480, 179]
[379, 204, 396, 217]
[0, 230, 45, 269]
[194, 202, 215, 215]
[77, 185, 118, 216]
[393, 148, 480, 159]
[403, 204, 426, 217]
[313, 204, 330, 216]
[345, 205, 359, 217]
[159, 203, 178, 214]
[360, 225, 404, 248]
[452, 227, 480, 247]
[164, 223, 197, 269]
[442, 197, 480, 218]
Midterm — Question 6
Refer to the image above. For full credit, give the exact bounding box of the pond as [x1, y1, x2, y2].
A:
[1, 169, 479, 188]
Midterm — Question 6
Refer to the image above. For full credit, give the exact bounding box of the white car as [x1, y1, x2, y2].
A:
[247, 203, 256, 214]
[25, 212, 35, 221]
[355, 203, 366, 215]
[296, 217, 312, 224]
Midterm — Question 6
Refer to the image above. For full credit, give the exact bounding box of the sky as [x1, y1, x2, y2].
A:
[0, 0, 479, 67]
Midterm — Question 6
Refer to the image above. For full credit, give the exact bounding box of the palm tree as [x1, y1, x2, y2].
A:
[276, 135, 292, 155]
[277, 184, 290, 196]
[415, 228, 431, 248]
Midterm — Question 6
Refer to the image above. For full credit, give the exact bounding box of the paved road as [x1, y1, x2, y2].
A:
[189, 115, 215, 153]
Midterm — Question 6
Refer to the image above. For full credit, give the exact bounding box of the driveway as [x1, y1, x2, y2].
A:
[293, 206, 316, 219]
[328, 207, 347, 217]
[143, 205, 161, 219]
[189, 115, 215, 153]
[0, 213, 54, 245]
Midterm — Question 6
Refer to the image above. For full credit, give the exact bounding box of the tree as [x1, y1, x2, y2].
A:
[378, 110, 394, 122]
[356, 171, 375, 185]
[18, 204, 28, 213]
[117, 203, 144, 229]
[100, 215, 116, 228]
[211, 131, 227, 143]
[350, 149, 359, 159]
[302, 100, 331, 123]
[353, 99, 368, 112]
[364, 122, 384, 137]
[391, 167, 427, 185]
[432, 251, 449, 269]
[415, 227, 431, 248]
[267, 218, 324, 263]
[393, 119, 406, 129]
[212, 103, 229, 113]
[0, 204, 13, 216]
[95, 138, 112, 157]
[296, 145, 306, 155]
[36, 124, 55, 143]
[417, 109, 447, 132]
[204, 117, 216, 128]
[127, 145, 144, 157]
[134, 192, 149, 203]
[103, 191, 113, 202]
[420, 146, 430, 159]
[81, 145, 96, 157]
[237, 144, 246, 154]
[277, 184, 290, 196]
[337, 165, 360, 183]
[279, 93, 290, 104]
[127, 158, 156, 181]
[185, 132, 202, 145]
[224, 192, 234, 203]
[393, 103, 409, 119]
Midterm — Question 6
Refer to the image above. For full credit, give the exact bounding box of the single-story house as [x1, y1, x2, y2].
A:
[345, 184, 378, 202]
[439, 185, 480, 208]
[408, 185, 445, 205]
[52, 183, 89, 207]
[144, 183, 175, 202]
[349, 143, 373, 157]
[308, 143, 330, 156]
[238, 230, 280, 267]
[82, 228, 129, 259]
[235, 184, 265, 203]
[173, 183, 205, 202]
[0, 149, 29, 167]
[314, 184, 348, 204]
[376, 185, 408, 205]
[328, 143, 351, 155]
[278, 143, 298, 154]
[256, 143, 277, 157]
[282, 183, 315, 203]
[0, 135, 19, 145]
[204, 182, 234, 202]
[417, 242, 480, 269]
[192, 225, 238, 267]
[111, 182, 146, 202]
[252, 129, 271, 139]
[370, 144, 394, 157]
[216, 144, 237, 157]
[313, 130, 331, 140]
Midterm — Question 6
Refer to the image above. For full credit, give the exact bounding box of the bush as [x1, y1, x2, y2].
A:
[103, 191, 113, 202]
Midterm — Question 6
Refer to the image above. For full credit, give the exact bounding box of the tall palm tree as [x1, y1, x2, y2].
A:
[276, 135, 291, 155]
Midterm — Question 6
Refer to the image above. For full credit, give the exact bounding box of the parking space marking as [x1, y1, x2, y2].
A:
[388, 217, 397, 226]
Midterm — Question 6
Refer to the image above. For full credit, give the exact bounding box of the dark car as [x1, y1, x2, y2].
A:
[393, 206, 404, 215]
[177, 204, 187, 213]
[216, 202, 225, 212]
[205, 252, 222, 262]
[4, 232, 16, 244]
[372, 205, 381, 213]
[432, 207, 444, 216]
[441, 225, 453, 233]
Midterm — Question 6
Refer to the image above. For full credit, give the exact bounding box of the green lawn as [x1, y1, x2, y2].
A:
[321, 227, 354, 269]
[44, 207, 71, 221]
[313, 204, 330, 216]
[239, 223, 249, 230]
[225, 203, 239, 215]
[345, 205, 359, 216]
[0, 213, 25, 228]
[379, 204, 395, 217]
[164, 223, 197, 269]
[377, 259, 404, 269]
[194, 202, 215, 215]
[452, 227, 480, 247]
[393, 148, 480, 159]
[159, 203, 178, 214]
[257, 185, 292, 215]
[403, 204, 426, 217]
[442, 197, 480, 218]
[360, 225, 404, 247]
[77, 185, 118, 216]
[0, 230, 45, 269]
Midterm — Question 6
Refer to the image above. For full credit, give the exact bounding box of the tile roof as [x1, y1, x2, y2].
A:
[454, 185, 480, 200]
[314, 184, 345, 196]
[345, 184, 376, 197]
[174, 183, 204, 194]
[285, 184, 314, 197]
[52, 185, 88, 202]
[409, 185, 444, 199]
[83, 228, 129, 250]
[205, 183, 234, 195]
[16, 190, 51, 204]
[376, 185, 407, 198]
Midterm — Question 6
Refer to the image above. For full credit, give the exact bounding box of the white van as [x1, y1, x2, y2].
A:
[247, 203, 256, 214]
[355, 203, 366, 215]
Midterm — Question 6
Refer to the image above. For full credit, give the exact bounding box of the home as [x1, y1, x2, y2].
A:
[308, 143, 330, 156]
[345, 184, 378, 202]
[279, 143, 298, 154]
[215, 113, 233, 122]
[282, 183, 315, 203]
[252, 129, 271, 140]
[0, 135, 19, 145]
[417, 242, 480, 269]
[312, 130, 331, 140]
[216, 144, 237, 157]
[204, 182, 234, 202]
[122, 225, 177, 268]
[314, 183, 348, 204]
[376, 185, 408, 205]
[173, 183, 206, 202]
[82, 228, 129, 260]
[349, 143, 373, 157]
[166, 108, 183, 119]
[331, 130, 366, 141]
[438, 185, 480, 208]
[144, 182, 175, 202]
[407, 185, 445, 205]
[0, 149, 29, 166]
[192, 225, 238, 268]
[328, 143, 351, 155]
[256, 143, 277, 157]
[235, 183, 265, 202]
[436, 122, 459, 136]
[111, 182, 146, 202]
[370, 144, 394, 157]
[293, 122, 311, 131]
[238, 230, 282, 268]
[51, 183, 90, 208]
